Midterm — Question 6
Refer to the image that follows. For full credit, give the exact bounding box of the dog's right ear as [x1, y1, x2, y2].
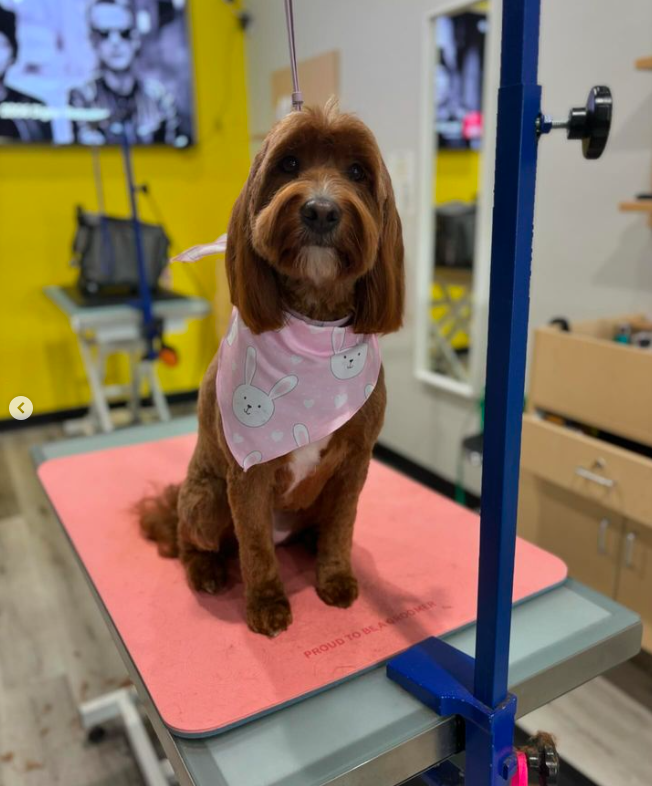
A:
[225, 144, 284, 334]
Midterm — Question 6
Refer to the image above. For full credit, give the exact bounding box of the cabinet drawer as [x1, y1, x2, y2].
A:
[521, 414, 652, 526]
[518, 475, 621, 597]
[616, 522, 652, 653]
[529, 321, 652, 447]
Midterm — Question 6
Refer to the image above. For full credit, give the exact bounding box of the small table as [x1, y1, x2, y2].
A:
[33, 417, 641, 786]
[44, 286, 210, 433]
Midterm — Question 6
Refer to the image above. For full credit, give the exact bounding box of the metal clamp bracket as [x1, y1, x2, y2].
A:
[387, 638, 517, 784]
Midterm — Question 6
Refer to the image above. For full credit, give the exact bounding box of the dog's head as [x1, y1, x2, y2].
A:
[225, 101, 404, 334]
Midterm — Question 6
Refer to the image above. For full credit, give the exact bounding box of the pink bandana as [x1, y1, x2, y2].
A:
[217, 308, 381, 470]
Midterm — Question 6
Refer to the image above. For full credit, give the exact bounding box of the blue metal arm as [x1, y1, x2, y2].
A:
[120, 124, 159, 361]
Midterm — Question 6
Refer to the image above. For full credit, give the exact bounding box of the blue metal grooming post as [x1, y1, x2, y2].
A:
[387, 1, 542, 784]
[120, 124, 159, 361]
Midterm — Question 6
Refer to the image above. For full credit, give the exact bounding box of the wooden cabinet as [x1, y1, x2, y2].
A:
[519, 318, 652, 651]
[521, 415, 652, 527]
[615, 522, 652, 652]
[529, 316, 652, 446]
[518, 475, 623, 597]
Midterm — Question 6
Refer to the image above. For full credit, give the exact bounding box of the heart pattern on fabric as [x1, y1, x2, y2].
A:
[334, 393, 348, 409]
[271, 431, 284, 442]
[303, 399, 315, 409]
[233, 433, 244, 444]
[291, 355, 303, 365]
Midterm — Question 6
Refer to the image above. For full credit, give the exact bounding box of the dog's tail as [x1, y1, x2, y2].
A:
[135, 484, 180, 558]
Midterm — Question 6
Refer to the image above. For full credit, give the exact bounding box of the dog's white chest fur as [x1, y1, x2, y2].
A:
[286, 434, 331, 494]
[272, 435, 331, 545]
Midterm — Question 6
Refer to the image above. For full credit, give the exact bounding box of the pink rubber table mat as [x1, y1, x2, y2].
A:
[38, 434, 567, 737]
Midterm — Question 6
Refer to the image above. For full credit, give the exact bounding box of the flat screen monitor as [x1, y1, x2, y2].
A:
[0, 0, 194, 147]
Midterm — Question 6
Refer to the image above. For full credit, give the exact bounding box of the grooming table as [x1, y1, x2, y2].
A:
[33, 417, 641, 786]
[44, 285, 210, 434]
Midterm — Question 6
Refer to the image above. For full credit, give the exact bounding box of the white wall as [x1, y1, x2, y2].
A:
[243, 0, 652, 491]
[533, 3, 652, 330]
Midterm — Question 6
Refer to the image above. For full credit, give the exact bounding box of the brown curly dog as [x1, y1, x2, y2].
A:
[138, 101, 404, 637]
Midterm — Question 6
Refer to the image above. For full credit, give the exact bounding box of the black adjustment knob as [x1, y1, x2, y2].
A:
[537, 85, 613, 160]
[521, 732, 560, 785]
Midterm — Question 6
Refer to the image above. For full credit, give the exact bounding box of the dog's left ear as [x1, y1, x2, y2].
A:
[353, 163, 405, 335]
[225, 143, 285, 334]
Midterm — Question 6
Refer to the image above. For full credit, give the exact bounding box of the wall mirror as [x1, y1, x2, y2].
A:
[415, 1, 498, 397]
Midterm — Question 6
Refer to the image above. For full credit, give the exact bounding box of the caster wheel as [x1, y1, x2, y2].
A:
[87, 725, 107, 744]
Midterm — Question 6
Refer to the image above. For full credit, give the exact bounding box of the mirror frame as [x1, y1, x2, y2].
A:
[413, 0, 502, 398]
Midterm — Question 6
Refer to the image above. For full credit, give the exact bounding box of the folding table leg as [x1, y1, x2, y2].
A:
[142, 360, 171, 423]
[76, 333, 113, 433]
[79, 688, 174, 786]
[129, 348, 143, 423]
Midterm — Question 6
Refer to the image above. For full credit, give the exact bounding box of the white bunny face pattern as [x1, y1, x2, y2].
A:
[217, 308, 381, 470]
[330, 327, 369, 380]
[232, 346, 298, 427]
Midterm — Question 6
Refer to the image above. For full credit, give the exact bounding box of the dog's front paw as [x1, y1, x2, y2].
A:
[247, 593, 293, 637]
[317, 572, 359, 608]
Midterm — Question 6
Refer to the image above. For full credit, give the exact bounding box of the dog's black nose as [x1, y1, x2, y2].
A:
[300, 198, 341, 234]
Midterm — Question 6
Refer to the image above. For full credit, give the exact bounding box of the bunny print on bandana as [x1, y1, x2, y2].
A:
[233, 346, 298, 427]
[330, 327, 369, 380]
[217, 307, 381, 471]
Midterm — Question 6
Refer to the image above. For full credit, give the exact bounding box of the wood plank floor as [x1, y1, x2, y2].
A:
[519, 675, 652, 786]
[1, 414, 651, 785]
[0, 423, 146, 786]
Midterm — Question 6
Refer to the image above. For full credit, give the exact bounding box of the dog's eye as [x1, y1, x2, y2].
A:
[280, 155, 300, 174]
[347, 163, 366, 182]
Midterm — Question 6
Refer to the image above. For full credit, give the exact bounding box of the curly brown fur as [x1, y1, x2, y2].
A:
[136, 484, 180, 558]
[139, 101, 404, 636]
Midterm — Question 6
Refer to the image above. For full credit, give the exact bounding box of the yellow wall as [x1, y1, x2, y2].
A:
[433, 150, 481, 205]
[0, 3, 250, 418]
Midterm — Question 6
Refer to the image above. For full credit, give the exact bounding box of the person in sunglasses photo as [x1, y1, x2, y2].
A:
[0, 6, 52, 142]
[69, 0, 188, 147]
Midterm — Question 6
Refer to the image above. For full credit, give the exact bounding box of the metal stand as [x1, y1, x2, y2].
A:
[120, 122, 160, 361]
[388, 0, 611, 782]
[389, 0, 542, 783]
[79, 688, 176, 786]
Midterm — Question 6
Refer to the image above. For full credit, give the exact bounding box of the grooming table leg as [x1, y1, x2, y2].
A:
[79, 688, 174, 786]
[129, 348, 143, 423]
[76, 334, 114, 433]
[142, 359, 171, 423]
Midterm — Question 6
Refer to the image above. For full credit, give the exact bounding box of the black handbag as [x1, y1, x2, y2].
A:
[73, 207, 170, 296]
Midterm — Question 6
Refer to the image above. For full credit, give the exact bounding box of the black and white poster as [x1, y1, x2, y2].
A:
[0, 0, 194, 146]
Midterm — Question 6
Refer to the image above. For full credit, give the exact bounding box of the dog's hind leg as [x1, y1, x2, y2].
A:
[177, 467, 234, 595]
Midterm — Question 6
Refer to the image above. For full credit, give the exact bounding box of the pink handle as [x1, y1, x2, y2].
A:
[511, 751, 529, 785]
